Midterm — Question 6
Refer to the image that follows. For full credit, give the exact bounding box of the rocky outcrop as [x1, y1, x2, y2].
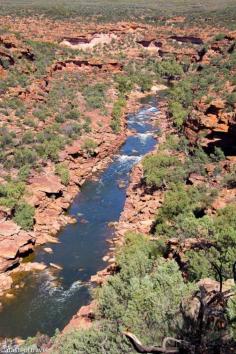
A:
[0, 33, 34, 70]
[52, 58, 122, 73]
[170, 35, 203, 45]
[0, 273, 13, 296]
[185, 97, 236, 152]
[60, 33, 117, 50]
[167, 237, 214, 265]
[0, 221, 35, 272]
[63, 301, 96, 332]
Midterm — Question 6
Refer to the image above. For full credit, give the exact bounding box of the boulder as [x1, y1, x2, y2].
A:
[63, 301, 96, 333]
[12, 262, 47, 273]
[29, 175, 63, 194]
[0, 273, 13, 296]
[0, 220, 20, 237]
[0, 230, 35, 260]
[210, 98, 225, 110]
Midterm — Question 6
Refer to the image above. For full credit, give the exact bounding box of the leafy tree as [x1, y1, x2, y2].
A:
[169, 80, 193, 108]
[186, 205, 236, 282]
[169, 101, 188, 128]
[154, 184, 216, 240]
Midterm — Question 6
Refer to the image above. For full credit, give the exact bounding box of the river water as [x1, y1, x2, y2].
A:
[0, 97, 159, 339]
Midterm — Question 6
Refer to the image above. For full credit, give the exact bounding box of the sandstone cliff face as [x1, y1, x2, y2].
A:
[185, 98, 236, 146]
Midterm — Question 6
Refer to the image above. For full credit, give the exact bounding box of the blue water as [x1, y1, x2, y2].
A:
[0, 100, 159, 338]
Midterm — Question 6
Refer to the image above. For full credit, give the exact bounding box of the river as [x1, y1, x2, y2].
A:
[0, 97, 159, 339]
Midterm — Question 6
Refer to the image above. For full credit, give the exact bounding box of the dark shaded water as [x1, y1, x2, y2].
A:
[0, 99, 159, 339]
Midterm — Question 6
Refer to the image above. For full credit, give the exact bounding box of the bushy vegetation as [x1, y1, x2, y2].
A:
[143, 153, 186, 189]
[82, 138, 98, 156]
[13, 202, 35, 230]
[52, 233, 195, 353]
[55, 163, 70, 186]
[169, 101, 188, 129]
[165, 45, 236, 130]
[110, 96, 126, 133]
[0, 180, 26, 208]
[186, 205, 236, 282]
[0, 179, 35, 230]
[82, 83, 107, 110]
[155, 60, 184, 80]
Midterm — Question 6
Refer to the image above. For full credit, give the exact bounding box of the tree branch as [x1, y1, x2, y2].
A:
[123, 331, 183, 353]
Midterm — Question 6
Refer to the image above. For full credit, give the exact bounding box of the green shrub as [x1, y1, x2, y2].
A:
[83, 83, 107, 109]
[13, 148, 37, 168]
[135, 72, 153, 92]
[33, 106, 51, 121]
[27, 40, 57, 77]
[155, 184, 216, 240]
[83, 117, 91, 133]
[36, 139, 63, 161]
[55, 113, 65, 123]
[169, 80, 193, 108]
[223, 172, 236, 188]
[97, 233, 195, 345]
[110, 96, 126, 133]
[55, 163, 70, 186]
[65, 109, 80, 120]
[214, 33, 227, 41]
[0, 126, 14, 148]
[0, 181, 26, 208]
[82, 138, 98, 156]
[23, 118, 37, 127]
[210, 146, 225, 162]
[115, 75, 133, 95]
[169, 101, 188, 128]
[186, 204, 236, 282]
[62, 122, 81, 139]
[142, 153, 186, 189]
[52, 324, 131, 354]
[22, 132, 35, 144]
[17, 165, 31, 182]
[155, 60, 184, 79]
[14, 203, 35, 230]
[226, 92, 236, 107]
